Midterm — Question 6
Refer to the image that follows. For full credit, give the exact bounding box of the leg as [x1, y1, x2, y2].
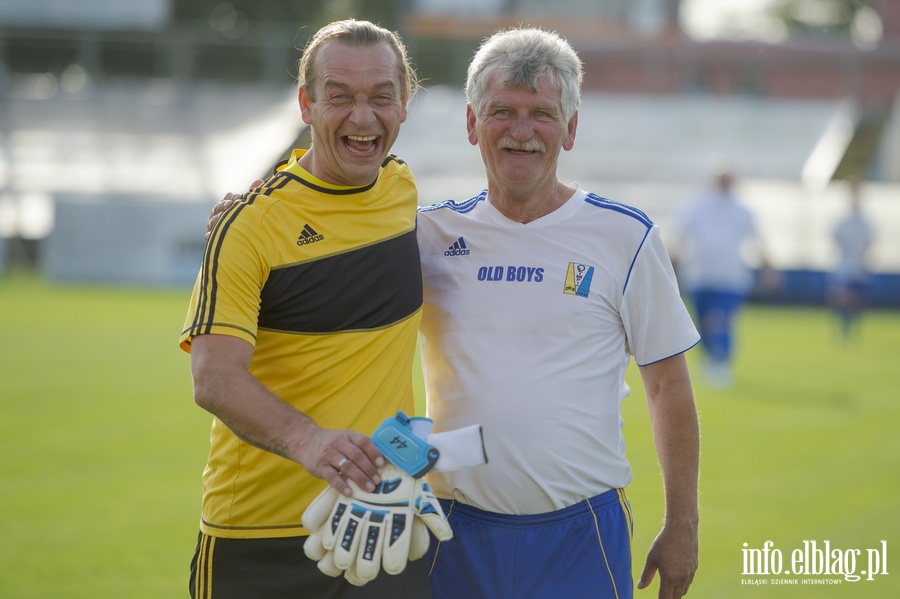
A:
[189, 532, 432, 599]
[189, 533, 341, 599]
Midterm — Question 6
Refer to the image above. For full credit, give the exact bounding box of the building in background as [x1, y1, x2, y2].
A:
[403, 0, 899, 180]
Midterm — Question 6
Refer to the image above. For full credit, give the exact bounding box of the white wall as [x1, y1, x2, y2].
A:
[41, 198, 212, 286]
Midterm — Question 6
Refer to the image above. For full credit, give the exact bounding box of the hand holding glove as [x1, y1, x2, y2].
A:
[303, 412, 484, 586]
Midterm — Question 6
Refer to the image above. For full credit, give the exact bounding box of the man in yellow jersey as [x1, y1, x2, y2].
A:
[180, 19, 431, 598]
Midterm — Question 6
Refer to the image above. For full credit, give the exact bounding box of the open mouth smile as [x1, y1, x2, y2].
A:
[344, 134, 380, 156]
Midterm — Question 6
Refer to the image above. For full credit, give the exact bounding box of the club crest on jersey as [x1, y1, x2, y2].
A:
[564, 262, 594, 297]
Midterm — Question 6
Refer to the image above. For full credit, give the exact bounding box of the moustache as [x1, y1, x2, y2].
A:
[497, 138, 546, 152]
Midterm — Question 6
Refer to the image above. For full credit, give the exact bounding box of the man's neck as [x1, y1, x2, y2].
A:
[488, 180, 576, 224]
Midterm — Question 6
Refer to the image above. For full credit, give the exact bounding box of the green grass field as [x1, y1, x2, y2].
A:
[1, 272, 897, 598]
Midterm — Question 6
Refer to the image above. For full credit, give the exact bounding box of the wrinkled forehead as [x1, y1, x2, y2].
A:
[483, 71, 563, 106]
[312, 40, 404, 93]
[490, 65, 557, 92]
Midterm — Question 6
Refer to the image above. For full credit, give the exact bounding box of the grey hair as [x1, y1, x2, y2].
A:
[298, 19, 420, 101]
[466, 28, 583, 121]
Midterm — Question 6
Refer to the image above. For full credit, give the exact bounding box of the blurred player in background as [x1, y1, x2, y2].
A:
[181, 19, 433, 598]
[673, 162, 774, 389]
[828, 177, 874, 343]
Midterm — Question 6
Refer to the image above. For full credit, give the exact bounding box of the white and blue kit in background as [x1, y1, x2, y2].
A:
[675, 186, 759, 379]
[416, 186, 700, 598]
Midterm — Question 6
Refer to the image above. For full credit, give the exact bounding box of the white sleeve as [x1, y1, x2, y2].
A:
[621, 226, 700, 366]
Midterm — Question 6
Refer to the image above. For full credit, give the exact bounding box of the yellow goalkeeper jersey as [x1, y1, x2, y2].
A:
[180, 150, 422, 538]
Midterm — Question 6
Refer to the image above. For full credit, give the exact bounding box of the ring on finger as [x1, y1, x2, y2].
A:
[337, 457, 348, 470]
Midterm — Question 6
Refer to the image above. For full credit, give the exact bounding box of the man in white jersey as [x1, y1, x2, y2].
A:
[417, 29, 700, 599]
[828, 178, 874, 341]
[209, 27, 700, 599]
[673, 164, 770, 388]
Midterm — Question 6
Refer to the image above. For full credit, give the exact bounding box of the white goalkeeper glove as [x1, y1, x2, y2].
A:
[409, 478, 450, 560]
[303, 460, 452, 585]
[303, 412, 484, 585]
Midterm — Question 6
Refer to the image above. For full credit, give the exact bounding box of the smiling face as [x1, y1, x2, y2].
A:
[298, 40, 408, 186]
[467, 72, 576, 194]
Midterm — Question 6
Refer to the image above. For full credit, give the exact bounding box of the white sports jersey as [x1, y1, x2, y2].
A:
[676, 190, 759, 294]
[832, 213, 872, 282]
[417, 186, 699, 514]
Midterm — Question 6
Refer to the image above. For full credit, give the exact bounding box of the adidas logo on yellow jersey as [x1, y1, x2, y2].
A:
[297, 224, 325, 246]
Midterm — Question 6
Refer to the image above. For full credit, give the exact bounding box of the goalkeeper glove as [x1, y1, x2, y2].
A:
[303, 411, 480, 585]
[304, 460, 445, 585]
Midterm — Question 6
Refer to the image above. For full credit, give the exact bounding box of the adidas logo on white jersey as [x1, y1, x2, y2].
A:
[444, 236, 470, 256]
